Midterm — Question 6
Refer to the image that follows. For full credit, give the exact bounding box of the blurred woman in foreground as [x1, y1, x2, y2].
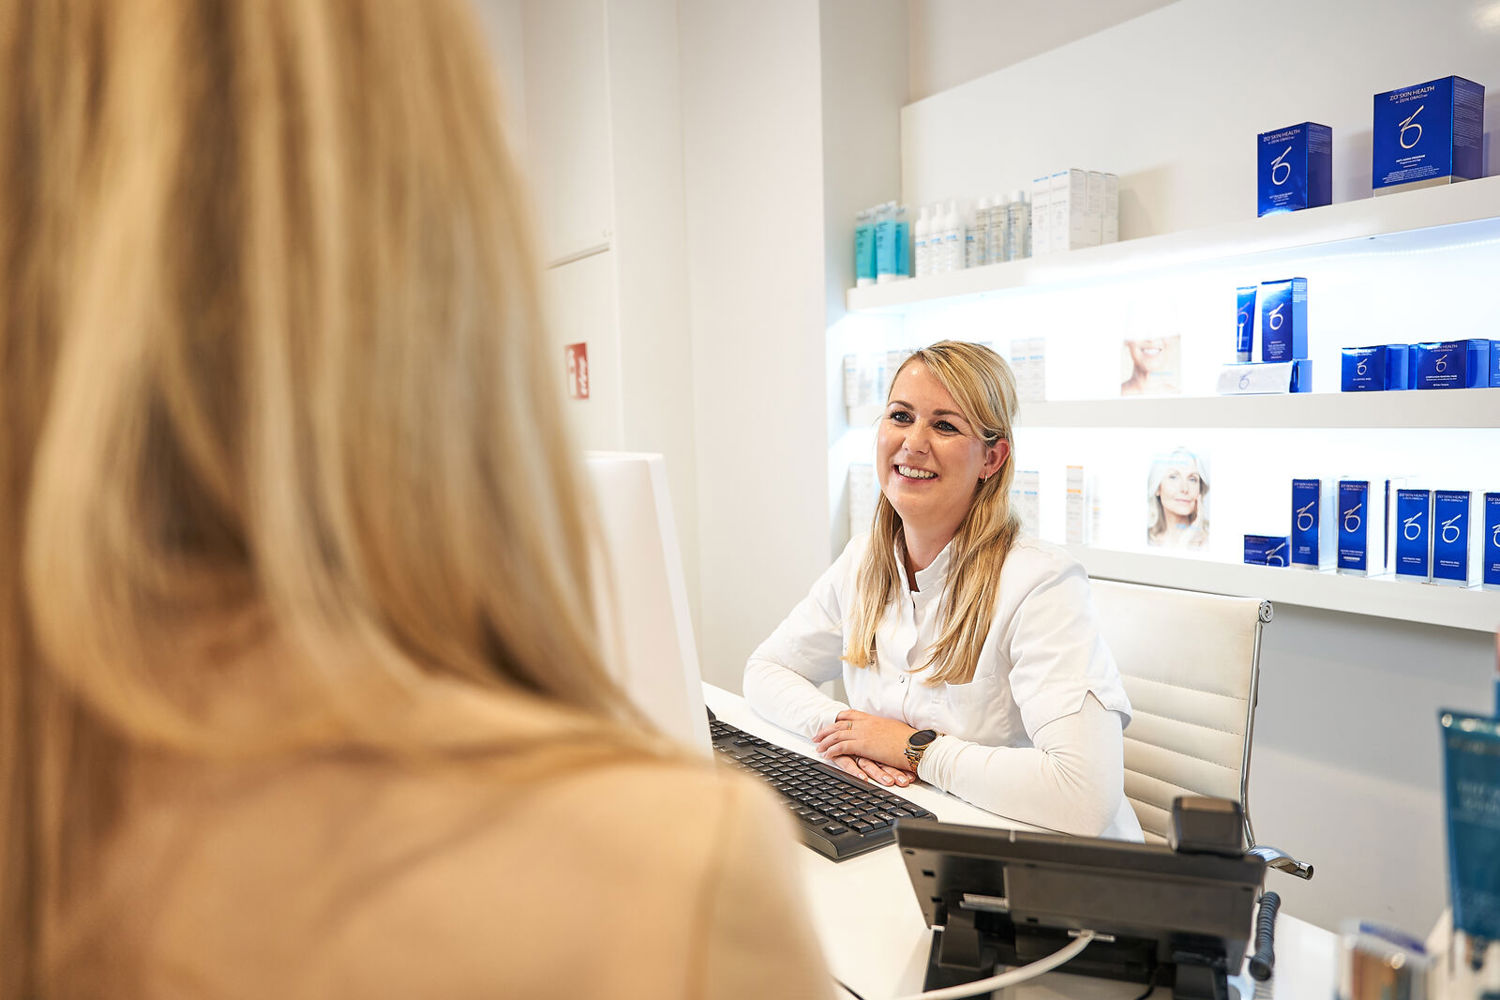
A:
[0, 2, 827, 997]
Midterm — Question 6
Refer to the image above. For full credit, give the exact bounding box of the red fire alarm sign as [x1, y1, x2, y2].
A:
[564, 342, 589, 400]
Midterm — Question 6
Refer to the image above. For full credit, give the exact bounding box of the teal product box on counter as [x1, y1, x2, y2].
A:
[1260, 278, 1308, 363]
[1394, 488, 1432, 581]
[1439, 711, 1500, 947]
[1258, 123, 1333, 216]
[1216, 360, 1312, 394]
[1485, 492, 1500, 590]
[1236, 286, 1257, 362]
[1414, 340, 1492, 389]
[1374, 76, 1485, 196]
[1432, 490, 1481, 587]
[1291, 478, 1336, 569]
[1244, 535, 1291, 566]
[1341, 344, 1410, 391]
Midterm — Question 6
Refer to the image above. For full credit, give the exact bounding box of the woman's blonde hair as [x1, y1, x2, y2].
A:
[843, 341, 1021, 685]
[1145, 447, 1210, 547]
[0, 2, 638, 994]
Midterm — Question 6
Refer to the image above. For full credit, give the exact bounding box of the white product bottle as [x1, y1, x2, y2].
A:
[967, 197, 989, 269]
[942, 200, 962, 273]
[1007, 189, 1030, 261]
[914, 205, 931, 278]
[986, 195, 1008, 264]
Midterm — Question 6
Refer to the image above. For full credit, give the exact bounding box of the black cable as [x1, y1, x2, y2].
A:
[835, 977, 868, 1000]
[1128, 965, 1160, 1000]
[1248, 890, 1281, 981]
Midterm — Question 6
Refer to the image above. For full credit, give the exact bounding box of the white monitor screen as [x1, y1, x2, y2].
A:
[583, 452, 710, 755]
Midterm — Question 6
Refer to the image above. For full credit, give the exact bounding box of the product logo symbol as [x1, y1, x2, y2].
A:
[1265, 542, 1286, 566]
[1343, 503, 1363, 534]
[1403, 509, 1425, 540]
[1237, 309, 1251, 335]
[1399, 105, 1424, 150]
[1270, 146, 1293, 186]
[1434, 353, 1449, 373]
[1356, 358, 1369, 376]
[1295, 500, 1316, 532]
[1492, 523, 1500, 547]
[1268, 304, 1285, 331]
[1440, 513, 1462, 545]
[1238, 372, 1252, 390]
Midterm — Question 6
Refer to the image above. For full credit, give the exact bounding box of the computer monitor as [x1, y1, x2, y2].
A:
[895, 818, 1266, 1000]
[582, 452, 711, 755]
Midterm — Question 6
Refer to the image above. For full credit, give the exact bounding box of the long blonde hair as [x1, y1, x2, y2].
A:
[0, 2, 638, 994]
[844, 341, 1021, 685]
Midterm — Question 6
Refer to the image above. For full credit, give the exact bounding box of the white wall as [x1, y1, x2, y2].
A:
[896, 0, 1500, 933]
[905, 0, 1176, 101]
[678, 2, 833, 689]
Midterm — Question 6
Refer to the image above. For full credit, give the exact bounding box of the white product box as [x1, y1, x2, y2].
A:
[1103, 174, 1119, 243]
[847, 463, 877, 539]
[1011, 469, 1041, 536]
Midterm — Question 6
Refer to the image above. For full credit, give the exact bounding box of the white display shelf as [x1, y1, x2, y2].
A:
[1067, 544, 1500, 633]
[847, 176, 1500, 314]
[1020, 388, 1500, 429]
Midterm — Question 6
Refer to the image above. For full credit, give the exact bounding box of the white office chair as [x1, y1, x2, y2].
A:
[1090, 578, 1313, 880]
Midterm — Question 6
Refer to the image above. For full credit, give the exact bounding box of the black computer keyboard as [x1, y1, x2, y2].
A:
[708, 713, 935, 861]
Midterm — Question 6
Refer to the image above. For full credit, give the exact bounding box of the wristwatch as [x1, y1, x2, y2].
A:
[904, 728, 939, 768]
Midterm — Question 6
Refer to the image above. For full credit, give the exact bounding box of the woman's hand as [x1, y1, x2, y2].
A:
[824, 753, 914, 787]
[813, 710, 919, 774]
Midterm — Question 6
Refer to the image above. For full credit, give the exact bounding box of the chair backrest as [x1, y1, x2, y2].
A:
[1089, 579, 1271, 845]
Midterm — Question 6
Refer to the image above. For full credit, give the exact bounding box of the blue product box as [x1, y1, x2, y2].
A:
[1338, 480, 1373, 575]
[1258, 123, 1333, 216]
[1373, 76, 1485, 195]
[1341, 344, 1411, 391]
[1484, 493, 1500, 590]
[1394, 488, 1433, 581]
[1244, 535, 1291, 566]
[1260, 278, 1308, 363]
[1291, 477, 1336, 569]
[1413, 340, 1492, 390]
[1492, 340, 1500, 386]
[1432, 490, 1480, 587]
[1236, 286, 1257, 362]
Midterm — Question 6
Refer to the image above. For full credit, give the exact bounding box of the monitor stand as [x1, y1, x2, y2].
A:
[921, 908, 1232, 1000]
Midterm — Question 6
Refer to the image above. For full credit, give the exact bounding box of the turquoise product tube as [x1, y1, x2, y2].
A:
[1440, 710, 1500, 948]
[1236, 286, 1257, 362]
[894, 205, 910, 277]
[875, 205, 897, 281]
[854, 210, 875, 285]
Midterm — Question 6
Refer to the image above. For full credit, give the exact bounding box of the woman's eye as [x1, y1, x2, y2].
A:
[889, 410, 913, 424]
[936, 420, 958, 433]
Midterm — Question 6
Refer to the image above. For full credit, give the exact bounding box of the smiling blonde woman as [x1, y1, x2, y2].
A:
[744, 341, 1142, 841]
[0, 2, 830, 998]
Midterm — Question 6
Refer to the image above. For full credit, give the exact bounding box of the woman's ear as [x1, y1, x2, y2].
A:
[982, 440, 1009, 480]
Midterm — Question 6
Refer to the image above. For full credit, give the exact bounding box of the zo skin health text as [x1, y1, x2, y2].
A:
[1432, 490, 1481, 587]
[1258, 122, 1333, 216]
[1394, 488, 1433, 581]
[1414, 340, 1492, 390]
[1236, 286, 1257, 363]
[1291, 478, 1336, 570]
[1259, 278, 1308, 363]
[1244, 535, 1291, 566]
[1484, 492, 1500, 591]
[1341, 344, 1411, 391]
[1374, 76, 1485, 195]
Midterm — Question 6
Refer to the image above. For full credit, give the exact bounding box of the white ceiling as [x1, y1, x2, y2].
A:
[906, 0, 1180, 102]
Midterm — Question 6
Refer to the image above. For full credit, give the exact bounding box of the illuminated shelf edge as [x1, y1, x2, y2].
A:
[847, 176, 1500, 314]
[1066, 544, 1500, 632]
[1018, 388, 1500, 430]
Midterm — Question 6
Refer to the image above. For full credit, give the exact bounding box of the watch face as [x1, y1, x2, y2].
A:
[910, 729, 938, 748]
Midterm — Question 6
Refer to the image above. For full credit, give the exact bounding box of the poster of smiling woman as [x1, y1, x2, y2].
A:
[1120, 335, 1182, 396]
[1146, 447, 1210, 550]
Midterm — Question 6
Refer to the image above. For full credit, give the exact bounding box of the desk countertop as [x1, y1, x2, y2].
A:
[704, 684, 1338, 1000]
